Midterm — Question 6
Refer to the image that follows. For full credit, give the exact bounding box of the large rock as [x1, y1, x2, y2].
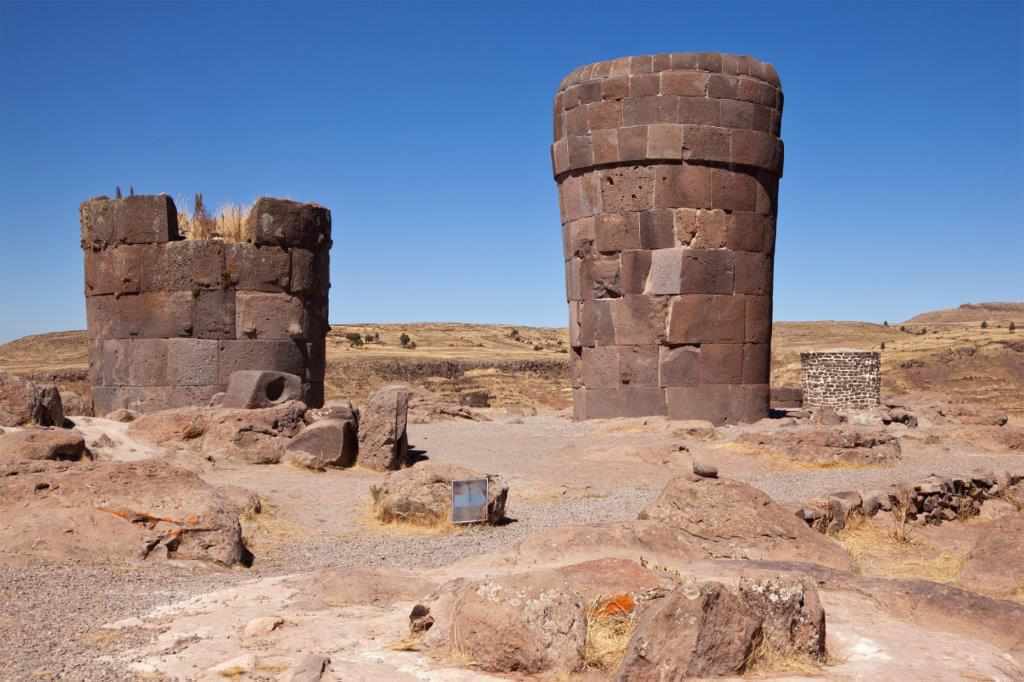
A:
[128, 401, 307, 464]
[616, 583, 762, 680]
[370, 462, 508, 525]
[0, 428, 88, 462]
[0, 372, 64, 427]
[638, 476, 853, 570]
[284, 418, 357, 470]
[737, 576, 826, 660]
[358, 385, 410, 470]
[0, 460, 248, 565]
[426, 568, 587, 674]
[959, 512, 1024, 598]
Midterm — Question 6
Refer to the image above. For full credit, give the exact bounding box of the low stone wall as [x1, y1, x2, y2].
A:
[797, 471, 1023, 534]
[81, 195, 331, 415]
[800, 351, 880, 410]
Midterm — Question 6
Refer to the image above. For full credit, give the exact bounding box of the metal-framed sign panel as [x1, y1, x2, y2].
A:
[452, 478, 489, 524]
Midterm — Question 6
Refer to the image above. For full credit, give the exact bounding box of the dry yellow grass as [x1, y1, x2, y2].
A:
[837, 520, 965, 583]
[178, 202, 252, 242]
[744, 636, 824, 677]
[583, 595, 637, 671]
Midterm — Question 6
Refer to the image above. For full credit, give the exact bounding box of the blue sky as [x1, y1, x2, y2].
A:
[1, 1, 1021, 342]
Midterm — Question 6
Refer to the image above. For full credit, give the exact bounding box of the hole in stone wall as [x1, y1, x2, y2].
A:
[265, 377, 286, 403]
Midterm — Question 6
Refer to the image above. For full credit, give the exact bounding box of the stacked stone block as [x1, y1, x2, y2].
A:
[551, 53, 784, 424]
[81, 195, 331, 415]
[800, 351, 881, 410]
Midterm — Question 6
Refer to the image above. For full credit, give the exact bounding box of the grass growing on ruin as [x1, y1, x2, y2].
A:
[744, 637, 824, 677]
[838, 519, 965, 583]
[583, 594, 637, 671]
[178, 201, 252, 242]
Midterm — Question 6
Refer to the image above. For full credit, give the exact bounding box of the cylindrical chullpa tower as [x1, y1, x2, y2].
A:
[80, 194, 331, 415]
[551, 52, 784, 424]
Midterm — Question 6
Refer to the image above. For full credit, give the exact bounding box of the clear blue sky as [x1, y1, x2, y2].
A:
[1, 1, 1021, 342]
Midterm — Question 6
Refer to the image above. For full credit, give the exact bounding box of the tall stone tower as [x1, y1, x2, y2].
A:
[80, 195, 331, 415]
[551, 53, 784, 424]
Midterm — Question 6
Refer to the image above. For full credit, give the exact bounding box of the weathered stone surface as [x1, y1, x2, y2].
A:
[428, 568, 587, 674]
[737, 576, 826, 659]
[221, 370, 303, 409]
[616, 583, 761, 680]
[736, 427, 901, 467]
[247, 197, 331, 250]
[357, 385, 410, 471]
[959, 513, 1024, 598]
[0, 372, 65, 427]
[370, 462, 508, 525]
[0, 428, 88, 462]
[0, 460, 247, 565]
[801, 351, 881, 410]
[639, 475, 851, 569]
[284, 418, 357, 470]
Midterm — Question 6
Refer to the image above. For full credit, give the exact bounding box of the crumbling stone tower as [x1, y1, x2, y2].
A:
[81, 195, 330, 415]
[551, 53, 784, 424]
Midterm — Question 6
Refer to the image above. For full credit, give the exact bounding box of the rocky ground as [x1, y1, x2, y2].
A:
[1, 385, 1023, 681]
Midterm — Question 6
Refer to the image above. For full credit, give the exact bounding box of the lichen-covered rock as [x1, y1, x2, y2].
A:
[370, 462, 508, 525]
[616, 583, 762, 680]
[429, 568, 587, 674]
[357, 385, 409, 470]
[737, 576, 826, 659]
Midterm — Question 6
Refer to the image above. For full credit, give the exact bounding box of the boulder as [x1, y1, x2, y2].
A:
[0, 372, 64, 427]
[428, 568, 587, 674]
[0, 428, 88, 462]
[128, 401, 307, 464]
[737, 576, 826, 660]
[639, 476, 852, 570]
[370, 462, 508, 526]
[284, 418, 357, 470]
[691, 458, 718, 478]
[59, 390, 91, 418]
[358, 385, 410, 470]
[810, 406, 845, 426]
[107, 408, 138, 423]
[0, 460, 248, 565]
[221, 370, 303, 409]
[616, 583, 761, 680]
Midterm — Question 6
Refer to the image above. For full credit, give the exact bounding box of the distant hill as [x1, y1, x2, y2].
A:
[906, 302, 1024, 325]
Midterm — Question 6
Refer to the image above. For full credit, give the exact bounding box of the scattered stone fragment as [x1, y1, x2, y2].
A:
[282, 655, 329, 682]
[207, 654, 256, 677]
[691, 459, 718, 478]
[243, 616, 284, 639]
[458, 389, 492, 408]
[106, 408, 138, 423]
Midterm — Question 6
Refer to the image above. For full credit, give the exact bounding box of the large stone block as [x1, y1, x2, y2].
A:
[594, 213, 641, 253]
[83, 249, 115, 296]
[743, 343, 771, 384]
[653, 163, 710, 209]
[612, 295, 666, 346]
[579, 299, 615, 346]
[734, 251, 772, 295]
[290, 248, 317, 294]
[127, 338, 171, 386]
[659, 345, 700, 386]
[194, 289, 236, 340]
[80, 195, 179, 248]
[140, 242, 194, 292]
[680, 249, 735, 294]
[248, 198, 331, 250]
[599, 165, 654, 212]
[111, 245, 143, 295]
[618, 346, 659, 386]
[217, 340, 306, 385]
[236, 292, 306, 340]
[666, 294, 745, 344]
[166, 338, 219, 386]
[576, 386, 666, 419]
[581, 346, 619, 388]
[744, 294, 773, 343]
[700, 343, 744, 384]
[620, 250, 651, 294]
[113, 292, 194, 339]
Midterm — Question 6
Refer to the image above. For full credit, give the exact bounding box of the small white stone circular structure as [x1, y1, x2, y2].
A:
[800, 350, 880, 409]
